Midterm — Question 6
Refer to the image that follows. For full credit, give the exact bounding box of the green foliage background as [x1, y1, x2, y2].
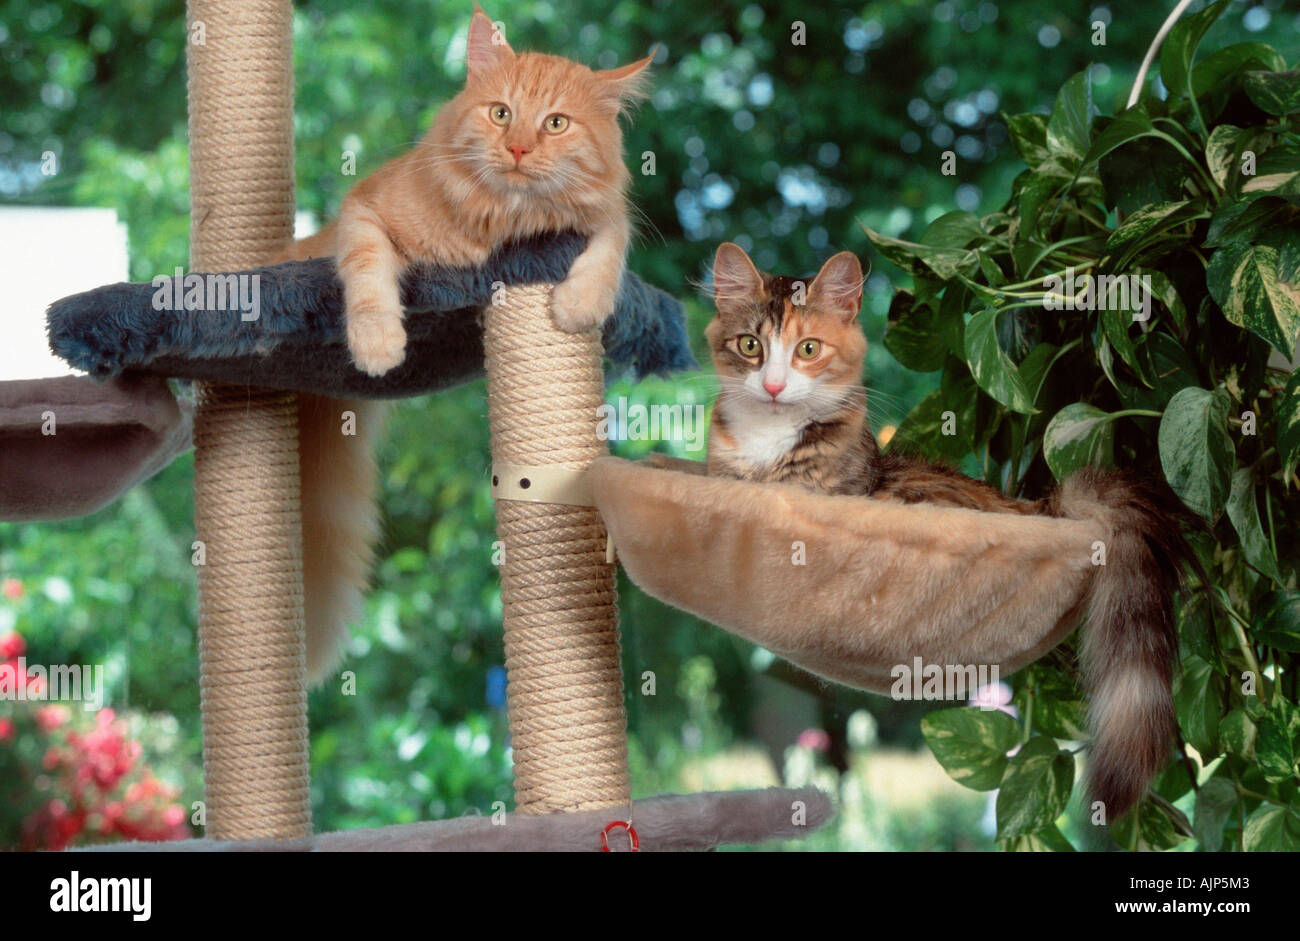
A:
[3, 0, 1299, 850]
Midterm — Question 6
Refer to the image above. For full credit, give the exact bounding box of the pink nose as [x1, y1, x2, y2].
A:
[508, 145, 529, 164]
[762, 378, 785, 399]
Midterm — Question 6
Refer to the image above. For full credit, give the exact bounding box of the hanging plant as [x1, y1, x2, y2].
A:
[864, 0, 1300, 850]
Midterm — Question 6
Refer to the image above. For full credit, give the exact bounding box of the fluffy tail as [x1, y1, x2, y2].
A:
[1050, 468, 1199, 820]
[298, 393, 387, 683]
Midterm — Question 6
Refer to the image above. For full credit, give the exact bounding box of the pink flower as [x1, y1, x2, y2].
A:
[969, 681, 1015, 715]
[1, 579, 22, 600]
[0, 717, 14, 742]
[35, 705, 70, 732]
[797, 728, 831, 752]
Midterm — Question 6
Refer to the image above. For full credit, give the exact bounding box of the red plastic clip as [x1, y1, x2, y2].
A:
[600, 820, 639, 852]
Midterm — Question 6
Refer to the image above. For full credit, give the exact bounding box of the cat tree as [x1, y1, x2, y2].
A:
[29, 0, 832, 850]
[16, 0, 1137, 850]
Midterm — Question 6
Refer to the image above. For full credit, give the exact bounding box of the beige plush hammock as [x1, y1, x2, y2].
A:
[590, 457, 1106, 694]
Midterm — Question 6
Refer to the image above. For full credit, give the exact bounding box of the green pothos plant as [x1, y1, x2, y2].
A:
[862, 1, 1300, 851]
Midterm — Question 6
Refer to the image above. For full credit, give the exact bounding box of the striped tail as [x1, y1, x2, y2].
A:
[1050, 468, 1199, 820]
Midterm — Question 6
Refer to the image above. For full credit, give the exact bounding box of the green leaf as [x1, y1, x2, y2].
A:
[1029, 697, 1089, 741]
[890, 371, 981, 463]
[1192, 777, 1238, 851]
[1255, 591, 1300, 653]
[1018, 341, 1061, 405]
[1004, 112, 1049, 168]
[1256, 700, 1300, 784]
[1192, 43, 1287, 99]
[1109, 797, 1192, 850]
[1104, 201, 1206, 271]
[1173, 655, 1221, 757]
[1144, 269, 1187, 330]
[1016, 171, 1062, 235]
[1082, 107, 1157, 169]
[964, 306, 1035, 415]
[1158, 387, 1234, 519]
[1220, 709, 1258, 761]
[995, 736, 1075, 839]
[1042, 403, 1116, 482]
[1100, 137, 1191, 216]
[1205, 197, 1289, 247]
[1178, 591, 1217, 664]
[1046, 71, 1092, 160]
[999, 824, 1075, 852]
[1099, 294, 1149, 382]
[1279, 371, 1300, 482]
[1244, 69, 1300, 116]
[920, 210, 985, 250]
[1205, 125, 1243, 190]
[1206, 237, 1300, 355]
[883, 293, 947, 372]
[1239, 144, 1300, 201]
[921, 707, 1021, 791]
[1225, 469, 1282, 584]
[1243, 805, 1300, 851]
[860, 224, 976, 281]
[1158, 0, 1232, 101]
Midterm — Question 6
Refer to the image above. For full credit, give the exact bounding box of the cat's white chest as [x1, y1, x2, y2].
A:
[729, 409, 806, 467]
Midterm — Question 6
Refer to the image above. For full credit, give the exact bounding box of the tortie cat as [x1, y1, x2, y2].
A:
[705, 241, 1197, 819]
[274, 7, 654, 681]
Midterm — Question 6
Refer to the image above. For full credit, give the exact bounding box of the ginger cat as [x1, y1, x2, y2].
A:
[276, 7, 654, 681]
[706, 241, 1197, 818]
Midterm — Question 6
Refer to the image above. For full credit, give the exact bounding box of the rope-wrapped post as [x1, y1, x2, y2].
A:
[187, 0, 311, 841]
[484, 284, 632, 816]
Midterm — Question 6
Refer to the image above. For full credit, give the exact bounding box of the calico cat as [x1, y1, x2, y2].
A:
[275, 8, 653, 681]
[705, 240, 1197, 819]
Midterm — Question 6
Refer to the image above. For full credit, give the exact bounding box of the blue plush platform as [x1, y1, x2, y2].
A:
[46, 231, 696, 398]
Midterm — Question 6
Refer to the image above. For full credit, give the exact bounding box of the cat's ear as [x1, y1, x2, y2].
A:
[712, 242, 763, 309]
[808, 251, 866, 321]
[595, 47, 657, 108]
[467, 6, 513, 78]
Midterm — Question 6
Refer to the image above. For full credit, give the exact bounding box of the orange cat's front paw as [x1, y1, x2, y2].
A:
[347, 311, 407, 376]
[550, 273, 617, 334]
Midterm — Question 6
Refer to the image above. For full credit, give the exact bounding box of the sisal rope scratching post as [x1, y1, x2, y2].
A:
[484, 285, 632, 817]
[187, 0, 311, 840]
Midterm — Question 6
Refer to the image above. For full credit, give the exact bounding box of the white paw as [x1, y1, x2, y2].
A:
[347, 309, 407, 376]
[550, 273, 617, 334]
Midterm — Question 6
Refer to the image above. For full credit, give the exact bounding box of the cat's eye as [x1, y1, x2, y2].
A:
[737, 334, 762, 358]
[489, 103, 512, 126]
[543, 113, 570, 134]
[796, 339, 823, 360]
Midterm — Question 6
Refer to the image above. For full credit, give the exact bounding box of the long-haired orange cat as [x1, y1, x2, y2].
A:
[276, 7, 653, 680]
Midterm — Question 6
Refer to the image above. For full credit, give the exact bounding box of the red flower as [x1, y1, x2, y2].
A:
[0, 631, 23, 658]
[0, 717, 13, 742]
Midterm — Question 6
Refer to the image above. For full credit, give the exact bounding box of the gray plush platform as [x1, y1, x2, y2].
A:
[46, 231, 696, 399]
